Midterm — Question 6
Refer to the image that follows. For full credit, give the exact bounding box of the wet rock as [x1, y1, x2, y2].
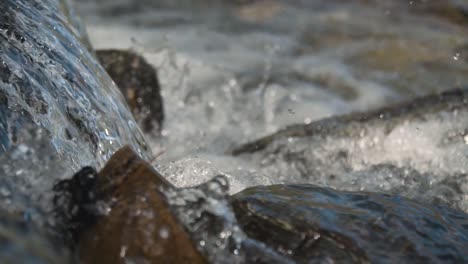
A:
[0, 129, 71, 229]
[232, 88, 468, 154]
[230, 88, 468, 210]
[231, 184, 468, 263]
[164, 176, 293, 264]
[54, 146, 206, 263]
[96, 49, 164, 133]
[399, 0, 468, 27]
[54, 146, 293, 263]
[0, 0, 150, 167]
[0, 208, 71, 264]
[163, 175, 245, 263]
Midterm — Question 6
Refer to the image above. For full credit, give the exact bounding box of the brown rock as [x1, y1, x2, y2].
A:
[234, 0, 283, 23]
[96, 50, 164, 133]
[57, 146, 206, 264]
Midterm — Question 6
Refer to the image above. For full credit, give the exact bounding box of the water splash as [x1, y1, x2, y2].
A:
[164, 175, 293, 263]
[78, 0, 468, 205]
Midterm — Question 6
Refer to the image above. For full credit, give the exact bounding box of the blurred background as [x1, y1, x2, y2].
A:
[75, 0, 468, 189]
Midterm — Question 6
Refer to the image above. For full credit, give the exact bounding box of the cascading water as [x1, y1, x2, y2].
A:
[1, 0, 468, 262]
[0, 0, 150, 246]
[75, 1, 468, 261]
[77, 0, 468, 206]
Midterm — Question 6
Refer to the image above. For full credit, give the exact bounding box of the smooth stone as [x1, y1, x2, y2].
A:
[96, 49, 164, 133]
[231, 88, 468, 155]
[0, 0, 150, 166]
[231, 184, 468, 263]
[229, 88, 468, 210]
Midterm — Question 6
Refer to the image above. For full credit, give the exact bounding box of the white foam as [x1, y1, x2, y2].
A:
[80, 1, 468, 211]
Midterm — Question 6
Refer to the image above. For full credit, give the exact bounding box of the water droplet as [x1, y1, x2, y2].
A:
[120, 246, 127, 257]
[0, 187, 11, 197]
[229, 79, 237, 87]
[463, 134, 468, 145]
[159, 227, 170, 239]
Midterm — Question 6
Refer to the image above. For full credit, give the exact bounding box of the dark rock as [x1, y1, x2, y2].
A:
[231, 184, 468, 263]
[96, 49, 164, 133]
[54, 146, 206, 264]
[231, 88, 468, 155]
[229, 89, 468, 210]
[54, 146, 295, 264]
[164, 175, 294, 264]
[0, 0, 150, 164]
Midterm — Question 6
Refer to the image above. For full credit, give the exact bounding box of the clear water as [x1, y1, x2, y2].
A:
[0, 0, 150, 227]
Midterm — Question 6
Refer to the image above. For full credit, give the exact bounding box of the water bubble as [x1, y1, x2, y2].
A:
[159, 227, 170, 239]
[463, 134, 468, 145]
[0, 187, 11, 197]
[120, 246, 127, 258]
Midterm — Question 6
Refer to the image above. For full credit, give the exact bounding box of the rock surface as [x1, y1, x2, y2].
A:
[231, 88, 468, 155]
[232, 184, 468, 263]
[230, 89, 468, 211]
[54, 146, 206, 263]
[97, 49, 164, 133]
[0, 0, 150, 168]
[54, 146, 295, 264]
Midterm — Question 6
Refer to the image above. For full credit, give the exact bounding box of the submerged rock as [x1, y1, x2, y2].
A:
[231, 89, 468, 211]
[0, 1, 156, 261]
[232, 88, 468, 155]
[0, 208, 71, 264]
[0, 0, 150, 167]
[0, 0, 155, 237]
[231, 184, 468, 263]
[164, 176, 293, 264]
[97, 49, 164, 133]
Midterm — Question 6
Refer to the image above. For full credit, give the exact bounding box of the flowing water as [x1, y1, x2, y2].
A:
[1, 0, 468, 262]
[76, 0, 468, 204]
[74, 2, 468, 259]
[0, 0, 151, 227]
